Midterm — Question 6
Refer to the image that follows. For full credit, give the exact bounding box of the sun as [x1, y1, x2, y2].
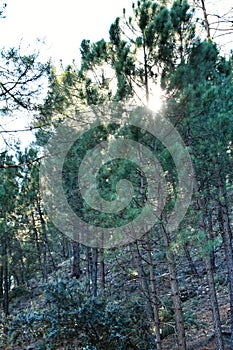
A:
[147, 85, 163, 112]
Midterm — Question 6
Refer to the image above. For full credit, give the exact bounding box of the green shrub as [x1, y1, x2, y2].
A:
[7, 280, 152, 349]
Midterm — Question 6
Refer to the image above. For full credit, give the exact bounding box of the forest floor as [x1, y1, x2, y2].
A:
[162, 260, 232, 350]
[2, 251, 232, 350]
[163, 287, 231, 349]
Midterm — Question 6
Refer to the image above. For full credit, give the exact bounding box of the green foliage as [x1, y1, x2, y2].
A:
[7, 280, 151, 349]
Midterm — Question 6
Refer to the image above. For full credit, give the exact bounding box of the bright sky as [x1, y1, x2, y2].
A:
[1, 0, 231, 65]
[0, 0, 132, 66]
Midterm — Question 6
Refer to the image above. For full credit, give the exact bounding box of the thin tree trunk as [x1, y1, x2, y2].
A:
[31, 211, 43, 278]
[37, 196, 57, 274]
[86, 246, 91, 293]
[142, 38, 149, 104]
[99, 248, 105, 292]
[43, 249, 48, 283]
[145, 235, 162, 350]
[92, 248, 98, 297]
[205, 255, 225, 349]
[218, 179, 232, 242]
[3, 232, 9, 316]
[162, 225, 187, 350]
[0, 265, 3, 299]
[203, 203, 225, 349]
[218, 174, 233, 347]
[193, 176, 224, 350]
[131, 243, 152, 313]
[62, 236, 71, 259]
[194, 0, 211, 39]
[138, 144, 161, 349]
[207, 209, 216, 273]
[200, 0, 211, 39]
[71, 241, 81, 279]
[14, 237, 27, 286]
[183, 242, 199, 277]
[188, 130, 224, 349]
[130, 243, 157, 349]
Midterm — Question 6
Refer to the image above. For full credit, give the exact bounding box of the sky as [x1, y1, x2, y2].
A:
[0, 0, 132, 66]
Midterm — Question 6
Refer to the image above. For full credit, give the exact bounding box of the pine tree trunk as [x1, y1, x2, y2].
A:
[192, 175, 224, 349]
[92, 248, 98, 297]
[86, 246, 91, 293]
[0, 265, 3, 299]
[131, 243, 152, 313]
[200, 0, 211, 39]
[162, 226, 187, 350]
[205, 255, 225, 349]
[43, 249, 48, 283]
[217, 174, 233, 347]
[183, 242, 199, 277]
[62, 236, 71, 259]
[99, 249, 105, 292]
[31, 211, 43, 278]
[14, 238, 27, 286]
[204, 209, 224, 349]
[142, 39, 149, 104]
[3, 232, 9, 317]
[37, 196, 57, 274]
[130, 243, 157, 349]
[145, 235, 162, 350]
[207, 210, 216, 273]
[71, 241, 81, 279]
[137, 145, 161, 348]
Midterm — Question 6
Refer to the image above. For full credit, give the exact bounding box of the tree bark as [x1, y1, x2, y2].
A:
[92, 248, 98, 297]
[200, 0, 211, 39]
[217, 174, 233, 347]
[142, 37, 149, 104]
[162, 226, 187, 350]
[138, 144, 161, 349]
[183, 242, 199, 277]
[36, 195, 57, 274]
[192, 175, 224, 350]
[31, 211, 43, 278]
[145, 235, 162, 350]
[3, 231, 9, 317]
[99, 248, 105, 292]
[205, 255, 225, 349]
[0, 265, 3, 299]
[86, 246, 91, 293]
[130, 242, 157, 349]
[71, 241, 81, 279]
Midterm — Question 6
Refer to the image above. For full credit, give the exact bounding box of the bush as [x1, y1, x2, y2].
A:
[7, 280, 152, 349]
